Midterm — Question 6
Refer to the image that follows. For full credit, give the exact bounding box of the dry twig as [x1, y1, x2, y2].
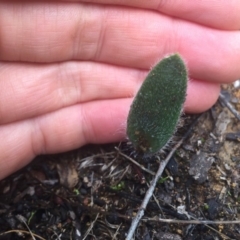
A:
[125, 139, 184, 240]
[0, 230, 46, 240]
[219, 92, 240, 121]
[126, 116, 199, 240]
[116, 149, 155, 175]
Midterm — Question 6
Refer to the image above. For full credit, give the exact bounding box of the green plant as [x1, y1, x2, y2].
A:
[73, 188, 80, 195]
[111, 181, 125, 191]
[203, 203, 209, 210]
[127, 53, 188, 155]
[158, 176, 169, 184]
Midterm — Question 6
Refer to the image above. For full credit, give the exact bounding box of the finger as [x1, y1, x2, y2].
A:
[0, 99, 130, 180]
[0, 61, 144, 124]
[0, 82, 220, 180]
[185, 79, 220, 113]
[1, 3, 239, 82]
[0, 61, 219, 124]
[78, 0, 240, 30]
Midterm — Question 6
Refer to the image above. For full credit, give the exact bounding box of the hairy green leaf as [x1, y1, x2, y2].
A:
[127, 54, 188, 155]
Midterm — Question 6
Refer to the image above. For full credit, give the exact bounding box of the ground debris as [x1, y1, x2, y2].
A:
[189, 152, 215, 183]
[155, 231, 182, 240]
[189, 108, 231, 183]
[0, 85, 240, 239]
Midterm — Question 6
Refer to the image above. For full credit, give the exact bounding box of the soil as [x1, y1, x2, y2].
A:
[0, 83, 240, 240]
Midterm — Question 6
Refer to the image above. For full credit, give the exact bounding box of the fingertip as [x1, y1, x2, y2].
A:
[184, 79, 221, 113]
[81, 99, 130, 144]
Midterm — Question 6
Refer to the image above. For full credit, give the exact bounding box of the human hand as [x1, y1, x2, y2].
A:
[0, 0, 239, 179]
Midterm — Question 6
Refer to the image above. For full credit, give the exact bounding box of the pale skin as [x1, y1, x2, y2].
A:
[0, 0, 239, 180]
